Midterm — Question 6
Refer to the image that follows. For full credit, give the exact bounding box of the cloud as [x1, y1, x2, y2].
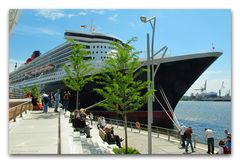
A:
[89, 10, 106, 15]
[36, 10, 86, 20]
[78, 12, 87, 16]
[205, 70, 224, 74]
[129, 22, 136, 29]
[108, 14, 118, 22]
[36, 10, 66, 20]
[14, 25, 61, 36]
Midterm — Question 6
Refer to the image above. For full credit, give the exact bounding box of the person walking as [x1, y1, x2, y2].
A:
[42, 93, 50, 113]
[62, 90, 71, 113]
[179, 123, 186, 148]
[54, 89, 61, 112]
[205, 128, 215, 154]
[48, 91, 53, 107]
[185, 127, 195, 153]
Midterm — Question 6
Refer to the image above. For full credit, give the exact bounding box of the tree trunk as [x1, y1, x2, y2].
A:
[124, 113, 128, 154]
[76, 91, 79, 110]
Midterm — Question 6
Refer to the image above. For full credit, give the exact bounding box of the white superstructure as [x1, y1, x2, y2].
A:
[9, 31, 123, 89]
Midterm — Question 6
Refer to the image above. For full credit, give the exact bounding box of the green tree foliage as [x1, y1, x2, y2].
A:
[31, 85, 40, 98]
[62, 39, 94, 110]
[113, 147, 140, 154]
[95, 37, 153, 154]
[23, 87, 31, 95]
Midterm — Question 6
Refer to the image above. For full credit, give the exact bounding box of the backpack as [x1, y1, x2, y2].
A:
[43, 96, 50, 103]
[223, 146, 231, 154]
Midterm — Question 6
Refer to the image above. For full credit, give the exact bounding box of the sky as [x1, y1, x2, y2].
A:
[9, 9, 231, 96]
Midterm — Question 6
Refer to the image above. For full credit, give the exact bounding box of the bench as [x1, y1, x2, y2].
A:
[73, 127, 86, 135]
[99, 128, 115, 144]
[72, 118, 87, 136]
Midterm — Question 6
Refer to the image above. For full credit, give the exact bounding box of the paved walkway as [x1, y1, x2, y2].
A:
[112, 125, 208, 154]
[9, 108, 115, 154]
[9, 109, 59, 154]
[9, 108, 209, 155]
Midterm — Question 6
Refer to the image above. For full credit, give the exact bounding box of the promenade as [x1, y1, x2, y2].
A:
[9, 107, 208, 155]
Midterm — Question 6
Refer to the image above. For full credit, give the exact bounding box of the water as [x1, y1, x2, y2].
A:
[174, 101, 231, 145]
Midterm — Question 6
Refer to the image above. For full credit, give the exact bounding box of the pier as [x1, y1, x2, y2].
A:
[9, 105, 209, 154]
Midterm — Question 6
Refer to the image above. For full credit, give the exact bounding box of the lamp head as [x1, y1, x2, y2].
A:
[140, 16, 147, 23]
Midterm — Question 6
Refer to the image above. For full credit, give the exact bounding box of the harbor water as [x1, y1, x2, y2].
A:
[174, 101, 231, 146]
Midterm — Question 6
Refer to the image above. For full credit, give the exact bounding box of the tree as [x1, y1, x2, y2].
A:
[31, 85, 40, 98]
[95, 37, 153, 154]
[62, 39, 94, 110]
[23, 87, 31, 97]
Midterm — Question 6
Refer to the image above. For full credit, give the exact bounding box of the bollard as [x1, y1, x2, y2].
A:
[13, 107, 17, 122]
[167, 130, 170, 141]
[20, 105, 23, 117]
[157, 128, 159, 138]
[25, 104, 28, 114]
[194, 138, 196, 148]
[131, 123, 133, 132]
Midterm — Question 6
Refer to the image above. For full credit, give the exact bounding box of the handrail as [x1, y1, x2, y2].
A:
[9, 101, 33, 122]
[100, 117, 200, 148]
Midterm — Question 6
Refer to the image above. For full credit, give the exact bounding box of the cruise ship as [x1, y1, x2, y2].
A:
[9, 31, 222, 127]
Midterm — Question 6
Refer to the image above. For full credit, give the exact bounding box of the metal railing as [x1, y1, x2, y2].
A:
[100, 117, 200, 148]
[9, 101, 33, 122]
[9, 86, 25, 99]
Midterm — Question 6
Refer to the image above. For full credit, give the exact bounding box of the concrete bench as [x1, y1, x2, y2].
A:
[99, 128, 115, 144]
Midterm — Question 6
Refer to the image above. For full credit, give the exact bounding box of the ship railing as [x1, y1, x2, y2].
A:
[9, 86, 25, 99]
[9, 101, 33, 122]
[102, 117, 200, 148]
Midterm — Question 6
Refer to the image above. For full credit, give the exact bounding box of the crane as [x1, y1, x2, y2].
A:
[194, 80, 207, 93]
[219, 81, 224, 97]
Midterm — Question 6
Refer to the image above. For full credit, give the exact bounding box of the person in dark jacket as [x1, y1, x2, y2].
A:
[185, 127, 195, 153]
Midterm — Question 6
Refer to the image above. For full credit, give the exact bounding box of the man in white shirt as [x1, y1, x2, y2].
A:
[205, 128, 214, 154]
[179, 123, 186, 148]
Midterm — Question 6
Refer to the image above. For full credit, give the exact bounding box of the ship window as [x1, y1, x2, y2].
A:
[105, 51, 107, 53]
[101, 46, 103, 48]
[85, 45, 90, 49]
[92, 51, 94, 54]
[84, 57, 92, 60]
[96, 51, 98, 54]
[101, 51, 103, 53]
[97, 46, 99, 48]
[93, 46, 95, 48]
[101, 56, 103, 59]
[93, 57, 95, 59]
[104, 46, 106, 48]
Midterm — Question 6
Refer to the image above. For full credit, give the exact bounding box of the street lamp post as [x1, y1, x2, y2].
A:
[140, 16, 156, 155]
[141, 15, 168, 155]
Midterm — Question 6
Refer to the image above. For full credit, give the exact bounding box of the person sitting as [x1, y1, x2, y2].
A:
[218, 139, 230, 154]
[100, 117, 106, 129]
[225, 135, 231, 154]
[104, 126, 123, 148]
[73, 109, 92, 138]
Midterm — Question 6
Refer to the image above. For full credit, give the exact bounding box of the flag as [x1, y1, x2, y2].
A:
[80, 25, 87, 28]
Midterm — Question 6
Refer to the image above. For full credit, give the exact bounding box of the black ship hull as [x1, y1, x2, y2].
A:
[43, 52, 221, 128]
